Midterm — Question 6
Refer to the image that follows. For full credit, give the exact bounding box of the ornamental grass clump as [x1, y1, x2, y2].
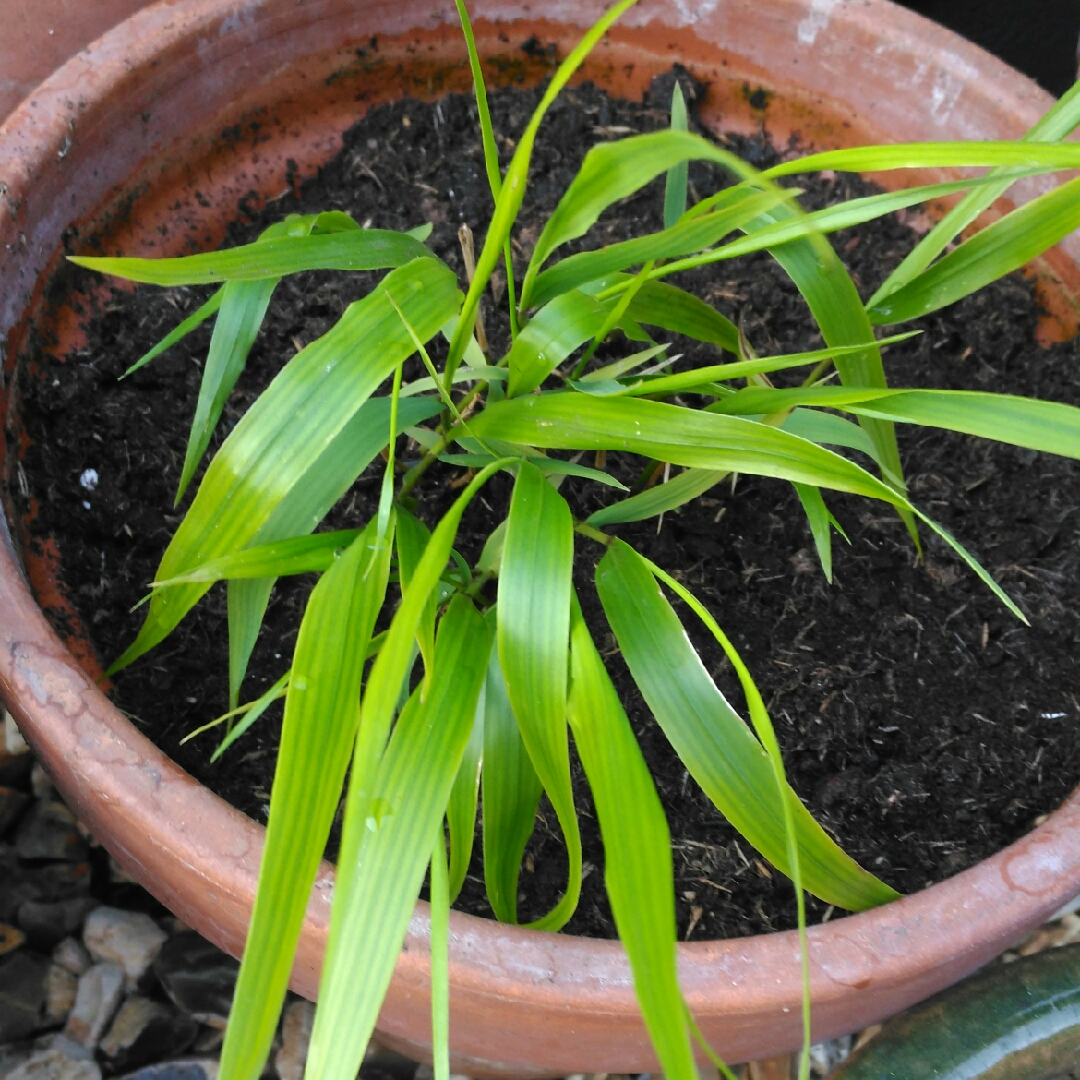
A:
[71, 1, 1080, 1076]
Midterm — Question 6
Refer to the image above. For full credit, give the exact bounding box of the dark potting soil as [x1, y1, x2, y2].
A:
[14, 70, 1080, 941]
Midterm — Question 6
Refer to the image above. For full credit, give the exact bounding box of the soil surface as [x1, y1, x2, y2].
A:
[14, 71, 1080, 941]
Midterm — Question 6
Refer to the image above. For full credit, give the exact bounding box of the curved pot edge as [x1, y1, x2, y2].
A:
[2, 0, 1080, 1073]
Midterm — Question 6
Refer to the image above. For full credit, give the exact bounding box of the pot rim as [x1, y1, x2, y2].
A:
[2, 0, 1080, 1074]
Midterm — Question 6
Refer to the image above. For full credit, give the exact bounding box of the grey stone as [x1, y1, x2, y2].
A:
[115, 1062, 218, 1080]
[97, 997, 198, 1075]
[63, 963, 124, 1049]
[42, 965, 78, 1024]
[275, 1000, 314, 1080]
[18, 899, 97, 952]
[29, 765, 53, 802]
[153, 933, 238, 1027]
[1, 1036, 100, 1080]
[15, 802, 88, 863]
[82, 908, 167, 987]
[0, 950, 49, 1042]
[809, 1035, 852, 1077]
[52, 939, 92, 978]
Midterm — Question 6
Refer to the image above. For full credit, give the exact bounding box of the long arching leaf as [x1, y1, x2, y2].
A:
[69, 229, 435, 284]
[498, 461, 581, 930]
[307, 596, 491, 1080]
[481, 614, 544, 923]
[109, 258, 460, 674]
[567, 593, 698, 1080]
[216, 520, 393, 1080]
[596, 540, 897, 910]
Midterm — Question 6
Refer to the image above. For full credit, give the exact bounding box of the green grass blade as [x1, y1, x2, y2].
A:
[713, 385, 1080, 459]
[343, 460, 513, 884]
[216, 521, 392, 1080]
[793, 483, 844, 582]
[177, 668, 288, 753]
[520, 129, 769, 308]
[582, 334, 918, 399]
[474, 394, 1023, 615]
[430, 825, 450, 1080]
[529, 188, 781, 309]
[454, 0, 501, 201]
[626, 279, 739, 353]
[115, 211, 359, 379]
[446, 0, 642, 380]
[441, 450, 628, 489]
[647, 172, 1050, 280]
[761, 140, 1080, 178]
[480, 609, 544, 924]
[176, 278, 275, 503]
[585, 467, 727, 525]
[453, 0, 520, 337]
[868, 81, 1080, 307]
[498, 461, 581, 931]
[175, 212, 368, 505]
[637, 553, 819, 1074]
[69, 230, 435, 284]
[256, 395, 441, 544]
[227, 578, 274, 712]
[122, 286, 224, 377]
[566, 592, 698, 1080]
[109, 259, 460, 674]
[506, 290, 609, 396]
[596, 540, 897, 910]
[153, 530, 363, 586]
[867, 175, 1080, 325]
[210, 668, 290, 760]
[396, 507, 438, 686]
[663, 83, 689, 231]
[780, 408, 881, 464]
[580, 343, 669, 382]
[222, 395, 439, 707]
[446, 681, 484, 902]
[307, 596, 491, 1080]
[471, 394, 911, 502]
[400, 365, 506, 397]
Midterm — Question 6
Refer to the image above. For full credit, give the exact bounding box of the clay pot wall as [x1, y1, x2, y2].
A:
[2, 1, 1080, 1074]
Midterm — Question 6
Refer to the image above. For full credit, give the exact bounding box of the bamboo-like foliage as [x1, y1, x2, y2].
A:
[71, 3, 1080, 1075]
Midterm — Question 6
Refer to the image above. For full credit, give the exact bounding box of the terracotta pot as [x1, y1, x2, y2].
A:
[2, 0, 1080, 1074]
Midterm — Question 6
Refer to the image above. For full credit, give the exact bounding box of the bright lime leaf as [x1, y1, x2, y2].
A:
[307, 596, 491, 1080]
[217, 520, 392, 1080]
[69, 229, 435, 284]
[712, 385, 1080, 460]
[567, 593, 697, 1080]
[793, 483, 844, 582]
[223, 394, 439, 708]
[596, 540, 897, 910]
[869, 79, 1080, 307]
[586, 467, 727, 526]
[867, 175, 1080, 325]
[481, 608, 544, 923]
[447, 686, 485, 902]
[506, 290, 609, 396]
[663, 83, 689, 230]
[446, 0, 642, 380]
[529, 187, 781, 309]
[109, 258, 460, 674]
[498, 461, 580, 930]
[123, 287, 224, 377]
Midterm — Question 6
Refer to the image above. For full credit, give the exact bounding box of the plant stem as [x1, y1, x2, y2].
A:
[574, 521, 613, 546]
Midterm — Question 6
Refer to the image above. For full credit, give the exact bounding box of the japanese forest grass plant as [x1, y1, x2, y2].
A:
[68, 0, 1080, 1075]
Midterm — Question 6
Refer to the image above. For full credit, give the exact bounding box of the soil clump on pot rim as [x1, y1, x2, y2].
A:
[13, 70, 1080, 943]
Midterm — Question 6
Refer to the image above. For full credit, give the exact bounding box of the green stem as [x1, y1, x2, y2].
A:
[574, 521, 613, 546]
